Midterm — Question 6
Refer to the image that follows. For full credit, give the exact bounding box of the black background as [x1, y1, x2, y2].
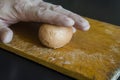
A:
[0, 0, 120, 80]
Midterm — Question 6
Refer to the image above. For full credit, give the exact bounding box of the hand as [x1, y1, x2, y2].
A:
[0, 0, 90, 43]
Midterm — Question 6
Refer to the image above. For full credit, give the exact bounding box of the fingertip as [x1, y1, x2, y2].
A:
[81, 23, 90, 31]
[0, 28, 13, 43]
[72, 27, 76, 33]
[77, 20, 90, 31]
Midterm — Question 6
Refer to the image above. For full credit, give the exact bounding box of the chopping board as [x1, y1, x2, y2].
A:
[0, 18, 120, 80]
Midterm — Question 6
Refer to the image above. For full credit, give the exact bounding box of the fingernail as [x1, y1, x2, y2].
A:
[82, 25, 90, 31]
[81, 21, 90, 31]
[0, 28, 13, 43]
[64, 17, 75, 26]
[72, 27, 76, 33]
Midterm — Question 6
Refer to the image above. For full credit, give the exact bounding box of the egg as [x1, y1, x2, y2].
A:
[38, 24, 73, 49]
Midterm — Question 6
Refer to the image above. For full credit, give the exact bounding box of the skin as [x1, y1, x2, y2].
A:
[0, 0, 90, 43]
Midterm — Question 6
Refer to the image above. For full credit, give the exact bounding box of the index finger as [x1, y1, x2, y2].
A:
[46, 2, 90, 31]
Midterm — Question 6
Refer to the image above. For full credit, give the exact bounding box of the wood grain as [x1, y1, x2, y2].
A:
[0, 18, 120, 80]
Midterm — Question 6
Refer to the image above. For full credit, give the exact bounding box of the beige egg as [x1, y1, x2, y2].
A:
[38, 24, 73, 49]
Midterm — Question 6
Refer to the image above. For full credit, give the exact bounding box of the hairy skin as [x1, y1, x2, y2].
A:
[0, 0, 90, 43]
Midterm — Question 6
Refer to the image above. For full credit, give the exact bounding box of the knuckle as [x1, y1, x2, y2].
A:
[13, 0, 26, 13]
[51, 5, 63, 11]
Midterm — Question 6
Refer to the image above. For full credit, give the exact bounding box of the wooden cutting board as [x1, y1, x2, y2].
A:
[0, 18, 120, 80]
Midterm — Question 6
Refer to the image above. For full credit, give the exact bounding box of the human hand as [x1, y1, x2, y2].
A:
[0, 0, 90, 43]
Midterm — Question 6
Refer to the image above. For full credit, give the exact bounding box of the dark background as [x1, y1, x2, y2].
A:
[0, 0, 120, 80]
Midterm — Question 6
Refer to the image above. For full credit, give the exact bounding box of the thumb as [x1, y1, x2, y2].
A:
[0, 27, 13, 44]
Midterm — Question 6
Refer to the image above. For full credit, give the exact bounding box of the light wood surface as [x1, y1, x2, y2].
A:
[0, 18, 120, 80]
